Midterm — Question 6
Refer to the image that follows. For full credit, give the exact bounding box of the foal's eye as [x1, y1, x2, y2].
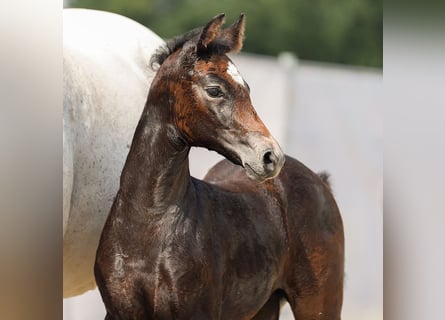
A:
[205, 86, 224, 98]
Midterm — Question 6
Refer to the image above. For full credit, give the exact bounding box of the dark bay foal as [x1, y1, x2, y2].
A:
[95, 14, 344, 320]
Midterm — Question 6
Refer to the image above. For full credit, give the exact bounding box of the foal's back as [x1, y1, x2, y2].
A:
[204, 155, 344, 317]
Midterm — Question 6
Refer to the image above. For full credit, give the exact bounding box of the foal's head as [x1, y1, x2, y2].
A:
[150, 14, 285, 182]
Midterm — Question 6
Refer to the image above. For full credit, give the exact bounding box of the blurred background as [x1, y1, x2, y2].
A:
[63, 0, 382, 319]
[64, 0, 382, 68]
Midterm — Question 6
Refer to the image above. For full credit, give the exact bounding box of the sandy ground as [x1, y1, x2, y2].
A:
[64, 54, 382, 319]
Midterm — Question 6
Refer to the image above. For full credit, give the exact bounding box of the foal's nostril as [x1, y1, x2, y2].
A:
[263, 151, 274, 165]
[262, 150, 279, 177]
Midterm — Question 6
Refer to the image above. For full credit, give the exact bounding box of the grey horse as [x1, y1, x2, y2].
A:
[63, 9, 163, 297]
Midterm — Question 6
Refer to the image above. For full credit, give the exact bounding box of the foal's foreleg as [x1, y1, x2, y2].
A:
[104, 313, 113, 320]
[251, 292, 282, 320]
[285, 270, 344, 320]
[286, 294, 342, 320]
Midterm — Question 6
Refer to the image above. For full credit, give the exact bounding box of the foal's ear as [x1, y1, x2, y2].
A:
[199, 13, 226, 49]
[219, 13, 245, 53]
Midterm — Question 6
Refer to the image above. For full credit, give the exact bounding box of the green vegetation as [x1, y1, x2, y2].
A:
[68, 0, 382, 68]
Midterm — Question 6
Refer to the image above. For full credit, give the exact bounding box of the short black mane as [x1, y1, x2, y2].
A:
[150, 27, 234, 70]
[150, 27, 202, 70]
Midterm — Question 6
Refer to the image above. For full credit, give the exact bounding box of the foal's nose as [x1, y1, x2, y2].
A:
[262, 149, 284, 176]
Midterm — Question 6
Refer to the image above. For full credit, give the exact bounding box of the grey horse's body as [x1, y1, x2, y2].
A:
[63, 9, 163, 297]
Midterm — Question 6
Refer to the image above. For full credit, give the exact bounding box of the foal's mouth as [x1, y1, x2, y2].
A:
[243, 162, 278, 183]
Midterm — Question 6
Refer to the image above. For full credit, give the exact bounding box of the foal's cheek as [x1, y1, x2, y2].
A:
[173, 84, 198, 136]
[211, 102, 233, 127]
[175, 110, 193, 140]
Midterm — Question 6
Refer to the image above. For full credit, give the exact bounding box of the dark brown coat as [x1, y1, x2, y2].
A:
[95, 14, 344, 320]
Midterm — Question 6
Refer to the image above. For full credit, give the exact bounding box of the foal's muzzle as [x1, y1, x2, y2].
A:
[262, 149, 283, 176]
[242, 135, 285, 182]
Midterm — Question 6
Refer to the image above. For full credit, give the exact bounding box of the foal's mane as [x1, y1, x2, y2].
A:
[150, 28, 202, 70]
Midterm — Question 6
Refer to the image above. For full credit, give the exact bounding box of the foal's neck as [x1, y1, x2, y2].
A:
[119, 96, 192, 212]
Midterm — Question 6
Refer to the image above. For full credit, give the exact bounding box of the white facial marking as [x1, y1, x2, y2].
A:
[227, 62, 245, 87]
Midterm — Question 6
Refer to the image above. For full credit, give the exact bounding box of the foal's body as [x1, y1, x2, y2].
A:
[98, 159, 343, 319]
[96, 14, 344, 319]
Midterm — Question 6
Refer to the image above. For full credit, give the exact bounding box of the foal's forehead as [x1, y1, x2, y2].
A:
[194, 56, 246, 88]
[226, 61, 245, 87]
